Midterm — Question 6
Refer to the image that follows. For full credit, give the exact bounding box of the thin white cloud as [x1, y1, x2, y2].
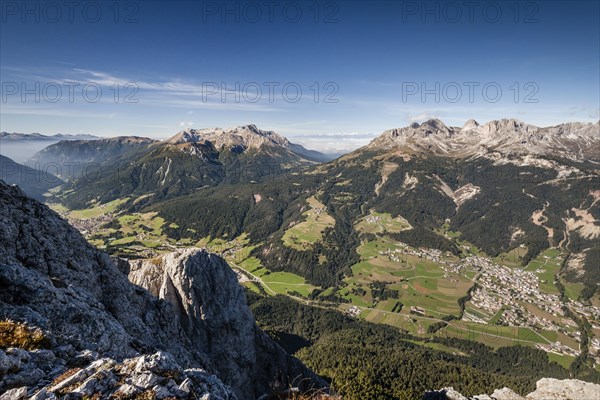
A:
[2, 67, 291, 112]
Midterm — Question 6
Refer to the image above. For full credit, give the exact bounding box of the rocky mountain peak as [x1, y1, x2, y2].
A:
[367, 118, 600, 161]
[232, 124, 261, 135]
[461, 119, 480, 131]
[420, 118, 450, 132]
[168, 128, 204, 144]
[127, 248, 322, 398]
[167, 125, 290, 150]
[476, 118, 534, 136]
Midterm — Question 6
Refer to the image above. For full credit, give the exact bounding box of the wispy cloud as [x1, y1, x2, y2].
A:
[2, 66, 290, 112]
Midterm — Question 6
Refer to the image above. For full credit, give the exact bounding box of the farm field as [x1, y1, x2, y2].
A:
[441, 321, 548, 347]
[88, 211, 182, 254]
[69, 198, 130, 219]
[342, 236, 473, 317]
[547, 352, 576, 369]
[359, 308, 436, 336]
[281, 195, 335, 250]
[220, 238, 317, 298]
[495, 245, 529, 268]
[523, 248, 564, 295]
[355, 210, 412, 234]
[562, 280, 586, 301]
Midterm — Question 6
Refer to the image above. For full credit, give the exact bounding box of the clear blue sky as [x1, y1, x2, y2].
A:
[1, 0, 598, 152]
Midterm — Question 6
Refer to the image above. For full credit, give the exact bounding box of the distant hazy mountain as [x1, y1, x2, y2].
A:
[0, 155, 61, 200]
[0, 132, 99, 141]
[1, 132, 100, 163]
[30, 136, 159, 180]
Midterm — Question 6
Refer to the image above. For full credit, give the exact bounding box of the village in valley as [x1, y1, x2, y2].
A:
[367, 239, 600, 366]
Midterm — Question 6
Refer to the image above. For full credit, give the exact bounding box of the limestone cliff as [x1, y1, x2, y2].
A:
[424, 377, 600, 400]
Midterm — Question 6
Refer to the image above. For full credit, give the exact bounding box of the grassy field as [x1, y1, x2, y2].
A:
[56, 197, 182, 254]
[488, 307, 506, 324]
[495, 245, 529, 268]
[547, 352, 576, 369]
[562, 280, 585, 301]
[261, 272, 316, 297]
[441, 321, 549, 347]
[235, 262, 317, 297]
[524, 248, 564, 295]
[282, 196, 335, 250]
[434, 222, 462, 240]
[355, 210, 412, 234]
[69, 198, 129, 219]
[359, 308, 437, 336]
[342, 236, 472, 317]
[216, 235, 318, 298]
[91, 212, 174, 251]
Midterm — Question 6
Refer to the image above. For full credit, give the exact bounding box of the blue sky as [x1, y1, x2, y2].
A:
[1, 0, 598, 153]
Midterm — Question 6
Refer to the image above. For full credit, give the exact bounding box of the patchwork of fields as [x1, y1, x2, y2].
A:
[57, 196, 598, 368]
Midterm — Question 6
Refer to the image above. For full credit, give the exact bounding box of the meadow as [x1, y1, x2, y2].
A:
[281, 196, 335, 250]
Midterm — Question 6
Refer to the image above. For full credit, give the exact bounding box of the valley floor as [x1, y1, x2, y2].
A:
[52, 198, 600, 372]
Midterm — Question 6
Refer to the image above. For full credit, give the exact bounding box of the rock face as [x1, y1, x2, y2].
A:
[424, 377, 600, 400]
[526, 378, 600, 400]
[166, 125, 328, 162]
[369, 119, 600, 161]
[0, 181, 323, 399]
[128, 249, 322, 398]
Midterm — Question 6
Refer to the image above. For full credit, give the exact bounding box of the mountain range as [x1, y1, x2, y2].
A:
[30, 119, 599, 291]
[2, 118, 599, 398]
[2, 178, 599, 399]
[0, 132, 99, 141]
[369, 118, 600, 161]
[33, 125, 329, 208]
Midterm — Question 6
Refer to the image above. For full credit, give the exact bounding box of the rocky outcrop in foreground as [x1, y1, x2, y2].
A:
[127, 249, 322, 398]
[0, 181, 323, 399]
[424, 378, 600, 400]
[1, 350, 235, 400]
